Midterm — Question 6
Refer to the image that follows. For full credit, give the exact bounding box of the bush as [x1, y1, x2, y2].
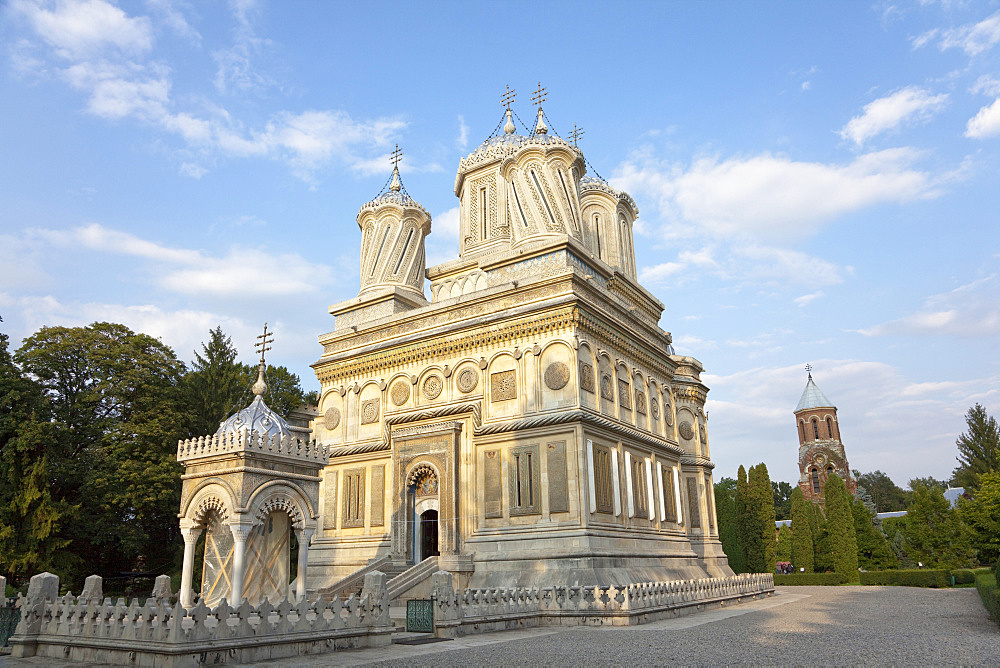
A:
[976, 571, 999, 626]
[859, 569, 951, 588]
[951, 569, 978, 585]
[774, 572, 849, 586]
[994, 559, 1000, 581]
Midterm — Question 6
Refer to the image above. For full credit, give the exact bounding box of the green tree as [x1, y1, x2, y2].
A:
[185, 327, 244, 437]
[15, 322, 189, 584]
[736, 465, 752, 571]
[957, 471, 1000, 566]
[714, 478, 744, 573]
[776, 525, 792, 562]
[824, 474, 859, 581]
[851, 496, 897, 570]
[952, 404, 1000, 492]
[810, 498, 833, 572]
[753, 464, 777, 572]
[790, 486, 814, 573]
[771, 480, 794, 521]
[901, 480, 976, 569]
[0, 321, 76, 583]
[235, 362, 311, 417]
[854, 469, 908, 512]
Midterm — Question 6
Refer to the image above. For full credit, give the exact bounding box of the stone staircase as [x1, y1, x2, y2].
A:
[387, 556, 440, 603]
[314, 555, 409, 601]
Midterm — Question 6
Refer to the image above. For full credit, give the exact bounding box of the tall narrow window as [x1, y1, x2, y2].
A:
[594, 214, 602, 257]
[479, 187, 488, 240]
[661, 467, 676, 522]
[393, 228, 413, 275]
[812, 419, 820, 440]
[371, 225, 391, 277]
[531, 170, 557, 228]
[811, 468, 820, 494]
[799, 421, 805, 441]
[826, 417, 834, 439]
[512, 184, 529, 228]
[594, 445, 614, 514]
[342, 468, 365, 528]
[630, 456, 647, 518]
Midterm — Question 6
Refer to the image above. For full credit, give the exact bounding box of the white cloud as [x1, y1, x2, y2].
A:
[965, 98, 1000, 138]
[212, 0, 272, 95]
[615, 148, 938, 244]
[146, 0, 201, 44]
[14, 0, 153, 59]
[914, 10, 1000, 56]
[971, 75, 1000, 96]
[10, 0, 407, 182]
[33, 223, 337, 298]
[859, 274, 1000, 337]
[839, 86, 948, 146]
[794, 292, 823, 307]
[703, 360, 999, 485]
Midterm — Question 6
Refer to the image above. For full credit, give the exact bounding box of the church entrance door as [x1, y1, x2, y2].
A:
[419, 510, 439, 561]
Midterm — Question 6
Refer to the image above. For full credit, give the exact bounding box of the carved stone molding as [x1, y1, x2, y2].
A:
[324, 407, 341, 430]
[423, 375, 444, 400]
[579, 362, 595, 393]
[679, 421, 694, 441]
[361, 399, 380, 424]
[491, 370, 517, 401]
[457, 367, 479, 393]
[392, 421, 463, 441]
[390, 381, 410, 406]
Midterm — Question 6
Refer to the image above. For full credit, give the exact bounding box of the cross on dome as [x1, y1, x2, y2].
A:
[389, 144, 404, 191]
[253, 323, 273, 397]
[569, 123, 585, 147]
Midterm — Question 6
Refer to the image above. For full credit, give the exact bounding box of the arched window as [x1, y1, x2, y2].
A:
[826, 465, 834, 475]
[811, 468, 820, 494]
[812, 419, 820, 440]
[799, 421, 805, 441]
[593, 213, 602, 257]
[826, 417, 834, 439]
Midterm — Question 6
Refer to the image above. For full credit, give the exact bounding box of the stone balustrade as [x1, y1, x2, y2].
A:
[430, 572, 774, 635]
[10, 571, 391, 667]
[176, 431, 330, 465]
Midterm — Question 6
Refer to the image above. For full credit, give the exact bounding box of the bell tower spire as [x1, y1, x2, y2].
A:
[794, 367, 856, 504]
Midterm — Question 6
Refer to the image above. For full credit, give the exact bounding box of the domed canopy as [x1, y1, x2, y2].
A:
[216, 366, 293, 440]
[795, 375, 835, 412]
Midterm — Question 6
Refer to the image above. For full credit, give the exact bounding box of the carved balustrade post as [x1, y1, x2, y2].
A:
[179, 523, 203, 608]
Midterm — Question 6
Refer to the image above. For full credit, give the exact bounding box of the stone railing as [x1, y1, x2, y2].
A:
[176, 431, 330, 466]
[10, 571, 392, 667]
[430, 572, 774, 636]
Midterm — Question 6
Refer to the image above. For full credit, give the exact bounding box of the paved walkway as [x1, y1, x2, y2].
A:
[4, 586, 998, 666]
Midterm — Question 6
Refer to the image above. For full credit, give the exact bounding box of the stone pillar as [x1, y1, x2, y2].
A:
[80, 575, 103, 604]
[228, 521, 253, 605]
[151, 574, 173, 604]
[294, 527, 314, 601]
[10, 572, 59, 658]
[179, 525, 202, 608]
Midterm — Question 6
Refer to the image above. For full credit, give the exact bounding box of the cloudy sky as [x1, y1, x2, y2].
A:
[1, 0, 998, 488]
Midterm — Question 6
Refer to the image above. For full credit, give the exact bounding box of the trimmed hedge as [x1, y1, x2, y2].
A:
[976, 572, 999, 626]
[774, 572, 849, 586]
[951, 569, 978, 585]
[859, 569, 951, 588]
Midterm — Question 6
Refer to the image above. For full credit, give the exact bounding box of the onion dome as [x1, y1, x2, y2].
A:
[216, 364, 292, 440]
[358, 164, 429, 215]
[795, 374, 835, 412]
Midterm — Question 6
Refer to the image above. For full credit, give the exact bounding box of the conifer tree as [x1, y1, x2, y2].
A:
[824, 474, 859, 582]
[851, 496, 897, 570]
[736, 465, 753, 571]
[752, 463, 778, 572]
[776, 525, 792, 563]
[810, 499, 832, 572]
[790, 486, 815, 572]
[714, 479, 745, 573]
[953, 403, 1000, 492]
[902, 480, 976, 569]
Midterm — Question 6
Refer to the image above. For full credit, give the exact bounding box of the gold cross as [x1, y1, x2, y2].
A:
[390, 144, 403, 168]
[255, 322, 273, 366]
[531, 82, 547, 108]
[500, 84, 516, 110]
[569, 123, 585, 147]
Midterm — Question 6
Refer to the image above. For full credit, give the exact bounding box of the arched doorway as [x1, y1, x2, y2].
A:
[406, 463, 440, 564]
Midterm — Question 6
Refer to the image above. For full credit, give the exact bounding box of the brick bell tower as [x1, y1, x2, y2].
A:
[795, 366, 856, 505]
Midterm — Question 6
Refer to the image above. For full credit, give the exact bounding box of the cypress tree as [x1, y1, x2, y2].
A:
[776, 525, 792, 563]
[736, 465, 753, 571]
[790, 486, 815, 572]
[754, 463, 778, 572]
[851, 496, 898, 570]
[810, 499, 832, 572]
[824, 474, 859, 582]
[714, 480, 745, 573]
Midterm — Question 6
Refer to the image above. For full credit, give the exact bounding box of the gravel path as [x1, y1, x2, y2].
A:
[4, 586, 997, 666]
[357, 585, 1000, 667]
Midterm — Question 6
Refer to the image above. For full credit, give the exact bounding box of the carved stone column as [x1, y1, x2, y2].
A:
[294, 527, 314, 601]
[179, 522, 203, 608]
[228, 520, 254, 604]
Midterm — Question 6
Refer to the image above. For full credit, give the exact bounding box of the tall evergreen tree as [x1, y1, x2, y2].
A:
[736, 465, 754, 571]
[714, 478, 745, 573]
[776, 525, 792, 563]
[752, 463, 777, 572]
[851, 496, 897, 570]
[771, 481, 794, 521]
[953, 403, 1000, 492]
[958, 471, 1000, 565]
[810, 499, 833, 572]
[185, 327, 244, 437]
[823, 474, 859, 581]
[854, 469, 908, 512]
[902, 480, 976, 569]
[790, 486, 814, 573]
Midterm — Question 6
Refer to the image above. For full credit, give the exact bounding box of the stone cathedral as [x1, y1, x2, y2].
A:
[299, 94, 732, 594]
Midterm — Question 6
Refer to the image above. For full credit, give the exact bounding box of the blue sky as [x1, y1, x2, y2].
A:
[1, 0, 998, 488]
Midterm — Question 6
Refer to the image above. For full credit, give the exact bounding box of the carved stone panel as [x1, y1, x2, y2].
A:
[650, 399, 660, 420]
[342, 467, 365, 528]
[547, 441, 569, 513]
[665, 397, 674, 426]
[579, 362, 595, 393]
[324, 407, 341, 429]
[600, 374, 613, 400]
[635, 391, 647, 415]
[323, 472, 338, 530]
[457, 368, 479, 393]
[679, 421, 694, 441]
[361, 399, 379, 425]
[544, 362, 570, 390]
[491, 370, 517, 401]
[390, 381, 410, 406]
[509, 444, 540, 516]
[422, 375, 443, 400]
[618, 379, 631, 410]
[686, 477, 701, 528]
[484, 450, 502, 518]
[370, 465, 385, 527]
